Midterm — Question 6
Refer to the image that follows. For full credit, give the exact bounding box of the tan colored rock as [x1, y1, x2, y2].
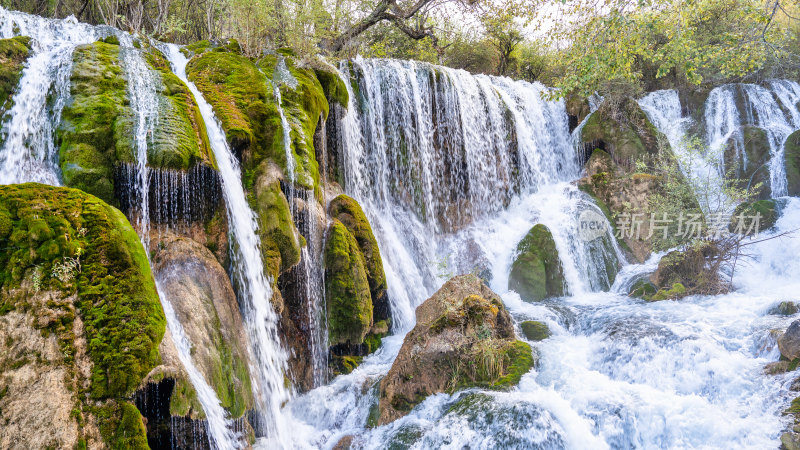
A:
[378, 275, 534, 425]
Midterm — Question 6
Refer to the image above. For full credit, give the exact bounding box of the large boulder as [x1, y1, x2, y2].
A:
[785, 130, 800, 197]
[378, 275, 535, 425]
[508, 224, 565, 301]
[0, 36, 30, 119]
[150, 233, 253, 419]
[0, 184, 165, 449]
[580, 97, 662, 163]
[779, 320, 800, 362]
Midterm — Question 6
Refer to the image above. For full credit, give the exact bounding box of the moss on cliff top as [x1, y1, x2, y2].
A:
[0, 36, 31, 118]
[57, 40, 131, 205]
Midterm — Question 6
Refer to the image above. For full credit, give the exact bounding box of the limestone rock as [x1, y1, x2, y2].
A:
[780, 320, 800, 361]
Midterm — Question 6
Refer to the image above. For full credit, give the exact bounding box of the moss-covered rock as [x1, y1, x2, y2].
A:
[508, 224, 565, 302]
[143, 44, 216, 171]
[581, 97, 662, 163]
[0, 36, 31, 119]
[328, 194, 389, 320]
[0, 183, 165, 448]
[647, 241, 721, 300]
[314, 66, 349, 107]
[185, 46, 329, 196]
[324, 219, 372, 347]
[785, 129, 800, 197]
[520, 320, 550, 341]
[724, 125, 771, 199]
[57, 41, 133, 205]
[253, 162, 301, 279]
[629, 277, 657, 298]
[378, 275, 535, 425]
[729, 199, 780, 234]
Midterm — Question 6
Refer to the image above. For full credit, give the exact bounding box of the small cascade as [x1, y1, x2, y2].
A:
[162, 44, 292, 445]
[705, 85, 744, 168]
[0, 8, 101, 184]
[638, 89, 729, 213]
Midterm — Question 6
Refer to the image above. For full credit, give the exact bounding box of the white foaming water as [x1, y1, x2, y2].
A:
[162, 44, 292, 446]
[0, 7, 102, 183]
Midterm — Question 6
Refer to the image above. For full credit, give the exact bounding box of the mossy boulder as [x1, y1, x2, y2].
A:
[378, 275, 535, 425]
[784, 129, 800, 197]
[0, 36, 31, 119]
[647, 241, 721, 300]
[729, 199, 780, 234]
[314, 66, 349, 107]
[724, 125, 771, 199]
[57, 41, 133, 205]
[629, 277, 657, 298]
[253, 162, 301, 279]
[324, 219, 372, 347]
[581, 97, 662, 163]
[328, 194, 389, 321]
[0, 183, 165, 448]
[508, 224, 565, 302]
[520, 320, 550, 341]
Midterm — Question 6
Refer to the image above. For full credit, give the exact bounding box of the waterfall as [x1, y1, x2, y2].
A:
[331, 58, 616, 334]
[0, 8, 100, 184]
[701, 81, 800, 197]
[162, 44, 292, 445]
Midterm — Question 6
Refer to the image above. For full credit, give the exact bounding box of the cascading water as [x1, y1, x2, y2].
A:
[0, 8, 101, 184]
[702, 81, 800, 197]
[162, 44, 293, 446]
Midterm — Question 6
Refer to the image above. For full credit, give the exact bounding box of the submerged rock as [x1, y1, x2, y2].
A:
[378, 275, 535, 425]
[770, 302, 799, 316]
[0, 184, 164, 448]
[508, 224, 565, 302]
[520, 320, 551, 341]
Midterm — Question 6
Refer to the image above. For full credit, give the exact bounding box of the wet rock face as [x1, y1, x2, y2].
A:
[780, 320, 800, 362]
[150, 233, 254, 419]
[0, 36, 30, 119]
[378, 275, 535, 425]
[508, 224, 565, 302]
[786, 130, 800, 196]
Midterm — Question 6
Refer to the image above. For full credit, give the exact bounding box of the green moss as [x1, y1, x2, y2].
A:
[143, 45, 216, 170]
[492, 341, 534, 388]
[508, 224, 565, 302]
[648, 282, 686, 301]
[629, 278, 657, 298]
[57, 41, 131, 205]
[786, 130, 800, 196]
[730, 199, 779, 233]
[0, 36, 31, 119]
[324, 220, 372, 346]
[786, 396, 800, 415]
[580, 98, 662, 162]
[330, 355, 364, 375]
[328, 194, 386, 307]
[520, 321, 550, 341]
[314, 67, 349, 107]
[169, 376, 204, 419]
[253, 167, 301, 278]
[92, 401, 149, 449]
[366, 401, 380, 428]
[0, 184, 165, 400]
